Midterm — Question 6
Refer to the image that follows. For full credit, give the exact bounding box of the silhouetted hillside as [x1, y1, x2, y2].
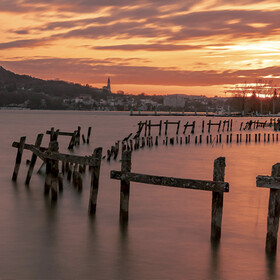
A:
[0, 65, 106, 98]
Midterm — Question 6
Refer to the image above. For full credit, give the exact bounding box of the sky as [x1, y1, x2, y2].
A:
[0, 0, 279, 97]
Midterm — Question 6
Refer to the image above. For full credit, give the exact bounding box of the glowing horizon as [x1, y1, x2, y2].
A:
[0, 0, 280, 97]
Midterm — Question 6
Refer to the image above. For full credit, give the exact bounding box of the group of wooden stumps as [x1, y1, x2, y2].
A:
[105, 118, 280, 162]
[12, 126, 102, 214]
[11, 117, 280, 255]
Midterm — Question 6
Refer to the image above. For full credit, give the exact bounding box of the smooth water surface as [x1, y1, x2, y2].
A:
[0, 110, 279, 280]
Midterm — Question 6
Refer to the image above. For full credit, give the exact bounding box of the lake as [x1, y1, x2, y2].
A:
[0, 110, 279, 280]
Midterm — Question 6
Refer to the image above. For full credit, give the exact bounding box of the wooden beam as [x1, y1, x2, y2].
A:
[88, 147, 102, 215]
[266, 164, 280, 254]
[257, 176, 280, 190]
[12, 136, 26, 181]
[46, 130, 75, 136]
[211, 157, 226, 243]
[110, 171, 229, 193]
[25, 134, 44, 185]
[13, 143, 96, 166]
[119, 151, 131, 223]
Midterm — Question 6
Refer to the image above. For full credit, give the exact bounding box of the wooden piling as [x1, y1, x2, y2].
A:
[82, 134, 86, 144]
[88, 147, 102, 215]
[119, 150, 131, 223]
[12, 136, 26, 181]
[25, 134, 44, 185]
[211, 157, 226, 242]
[87, 127, 92, 144]
[176, 121, 180, 135]
[266, 164, 280, 254]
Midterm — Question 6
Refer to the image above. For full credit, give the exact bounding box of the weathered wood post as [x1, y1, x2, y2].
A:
[75, 126, 81, 146]
[176, 121, 180, 135]
[159, 120, 162, 136]
[266, 164, 280, 254]
[25, 134, 44, 185]
[87, 127, 92, 144]
[119, 150, 131, 223]
[211, 157, 226, 242]
[88, 147, 102, 215]
[44, 140, 59, 200]
[12, 136, 26, 181]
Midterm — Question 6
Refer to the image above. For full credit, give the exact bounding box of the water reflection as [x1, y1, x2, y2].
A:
[266, 253, 276, 280]
[210, 240, 221, 280]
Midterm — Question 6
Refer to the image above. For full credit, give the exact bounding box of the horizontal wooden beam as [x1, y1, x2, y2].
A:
[111, 171, 229, 193]
[46, 130, 75, 136]
[256, 175, 280, 190]
[12, 141, 99, 166]
[12, 142, 48, 152]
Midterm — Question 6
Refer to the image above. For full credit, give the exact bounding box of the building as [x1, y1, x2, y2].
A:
[103, 77, 111, 94]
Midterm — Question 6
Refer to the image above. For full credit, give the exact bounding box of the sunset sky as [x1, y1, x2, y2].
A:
[0, 0, 279, 96]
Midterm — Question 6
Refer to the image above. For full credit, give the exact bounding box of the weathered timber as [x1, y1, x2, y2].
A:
[257, 176, 280, 190]
[25, 134, 44, 185]
[68, 130, 77, 150]
[88, 147, 102, 215]
[256, 164, 280, 255]
[110, 171, 229, 193]
[87, 127, 92, 144]
[119, 151, 131, 223]
[44, 140, 59, 200]
[12, 143, 97, 165]
[82, 134, 86, 143]
[12, 136, 26, 181]
[211, 157, 226, 242]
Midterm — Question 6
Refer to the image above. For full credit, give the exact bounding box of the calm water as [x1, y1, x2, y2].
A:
[0, 110, 280, 280]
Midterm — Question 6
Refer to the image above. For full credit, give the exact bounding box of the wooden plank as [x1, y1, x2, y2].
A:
[88, 147, 102, 215]
[266, 164, 280, 254]
[46, 130, 74, 136]
[211, 157, 226, 242]
[13, 143, 95, 165]
[110, 171, 229, 193]
[257, 176, 280, 190]
[12, 136, 26, 181]
[12, 142, 48, 151]
[25, 134, 44, 185]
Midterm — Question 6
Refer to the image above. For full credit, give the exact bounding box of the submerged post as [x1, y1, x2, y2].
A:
[266, 164, 280, 255]
[119, 150, 132, 223]
[211, 157, 226, 242]
[25, 134, 44, 185]
[87, 127, 92, 144]
[12, 136, 26, 181]
[88, 147, 102, 215]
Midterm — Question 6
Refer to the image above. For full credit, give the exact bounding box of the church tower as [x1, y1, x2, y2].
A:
[107, 77, 111, 93]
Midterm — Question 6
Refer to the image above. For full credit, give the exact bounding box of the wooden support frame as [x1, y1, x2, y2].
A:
[257, 163, 280, 255]
[111, 151, 229, 241]
[12, 138, 102, 212]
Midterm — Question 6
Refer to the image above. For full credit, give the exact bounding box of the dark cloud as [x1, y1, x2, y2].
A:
[0, 38, 51, 50]
[1, 58, 279, 87]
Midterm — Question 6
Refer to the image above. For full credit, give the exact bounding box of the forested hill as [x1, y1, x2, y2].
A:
[0, 65, 105, 98]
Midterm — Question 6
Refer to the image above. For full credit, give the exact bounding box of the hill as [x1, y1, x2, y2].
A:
[0, 66, 109, 109]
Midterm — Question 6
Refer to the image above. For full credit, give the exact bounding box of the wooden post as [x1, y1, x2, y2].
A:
[12, 136, 26, 181]
[159, 120, 162, 136]
[25, 134, 44, 185]
[191, 121, 195, 134]
[165, 120, 168, 135]
[119, 150, 131, 223]
[211, 157, 226, 242]
[82, 134, 86, 144]
[75, 126, 81, 146]
[176, 121, 180, 135]
[265, 164, 280, 254]
[88, 147, 102, 215]
[87, 127, 92, 144]
[44, 140, 59, 200]
[148, 120, 151, 136]
[208, 120, 211, 133]
[202, 120, 205, 133]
